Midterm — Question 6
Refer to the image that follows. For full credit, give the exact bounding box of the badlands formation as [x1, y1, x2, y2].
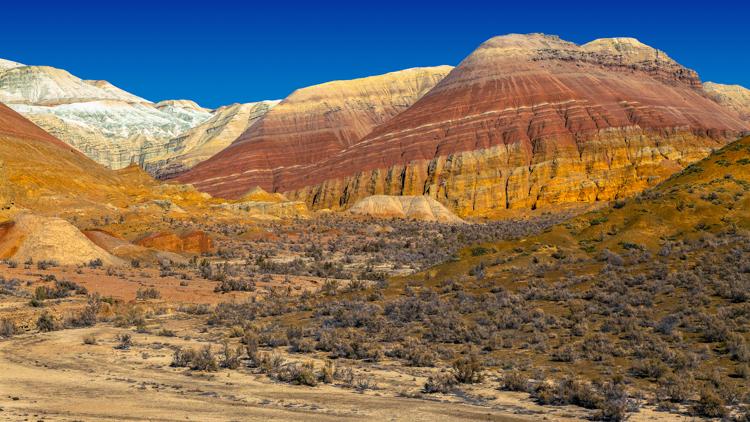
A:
[146, 100, 280, 178]
[284, 35, 749, 216]
[0, 60, 212, 169]
[179, 34, 749, 217]
[703, 81, 750, 121]
[348, 195, 464, 224]
[0, 59, 281, 174]
[176, 66, 453, 198]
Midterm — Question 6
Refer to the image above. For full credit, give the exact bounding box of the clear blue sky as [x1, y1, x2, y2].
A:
[1, 1, 747, 109]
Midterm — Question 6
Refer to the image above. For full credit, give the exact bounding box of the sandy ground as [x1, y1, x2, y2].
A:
[0, 326, 534, 421]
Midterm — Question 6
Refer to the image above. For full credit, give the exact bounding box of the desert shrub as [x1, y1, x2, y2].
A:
[136, 287, 161, 300]
[290, 337, 316, 353]
[220, 341, 243, 369]
[257, 352, 285, 374]
[692, 389, 727, 418]
[423, 371, 457, 394]
[657, 374, 693, 403]
[500, 371, 529, 392]
[452, 353, 484, 384]
[318, 360, 335, 384]
[192, 346, 218, 371]
[0, 318, 17, 338]
[243, 330, 260, 365]
[214, 278, 255, 293]
[596, 381, 634, 421]
[551, 344, 578, 362]
[275, 361, 318, 386]
[630, 358, 668, 379]
[317, 328, 382, 361]
[37, 260, 58, 270]
[387, 337, 437, 367]
[83, 334, 97, 345]
[67, 295, 101, 327]
[171, 347, 198, 367]
[157, 328, 176, 337]
[726, 333, 750, 362]
[36, 312, 56, 332]
[114, 333, 132, 350]
[735, 364, 750, 379]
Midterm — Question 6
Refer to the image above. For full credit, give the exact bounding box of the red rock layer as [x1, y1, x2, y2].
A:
[178, 35, 749, 216]
[136, 231, 213, 254]
[291, 36, 749, 215]
[176, 67, 452, 198]
[0, 102, 73, 150]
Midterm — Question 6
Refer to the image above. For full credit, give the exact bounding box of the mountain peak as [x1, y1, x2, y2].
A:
[0, 58, 24, 71]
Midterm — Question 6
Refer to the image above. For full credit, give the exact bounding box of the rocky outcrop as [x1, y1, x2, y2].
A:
[0, 60, 213, 169]
[276, 35, 747, 217]
[349, 195, 464, 223]
[146, 101, 279, 178]
[0, 65, 148, 105]
[136, 231, 214, 254]
[0, 102, 178, 214]
[214, 200, 309, 219]
[703, 82, 750, 121]
[0, 213, 124, 266]
[84, 230, 188, 265]
[177, 66, 453, 197]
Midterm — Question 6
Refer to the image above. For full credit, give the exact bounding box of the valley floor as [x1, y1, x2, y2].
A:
[0, 318, 690, 422]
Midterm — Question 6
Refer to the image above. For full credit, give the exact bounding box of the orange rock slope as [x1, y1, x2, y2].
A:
[179, 34, 749, 217]
[136, 231, 213, 254]
[176, 66, 453, 198]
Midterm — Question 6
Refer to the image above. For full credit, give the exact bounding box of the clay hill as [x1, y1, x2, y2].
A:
[455, 134, 750, 261]
[348, 195, 464, 224]
[0, 59, 220, 169]
[178, 34, 748, 218]
[704, 82, 750, 121]
[0, 101, 139, 211]
[0, 103, 216, 261]
[145, 100, 280, 179]
[176, 66, 453, 198]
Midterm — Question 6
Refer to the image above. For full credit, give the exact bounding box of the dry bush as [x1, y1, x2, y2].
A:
[275, 361, 317, 386]
[692, 389, 727, 418]
[452, 353, 484, 384]
[0, 318, 17, 338]
[220, 341, 243, 369]
[423, 371, 457, 394]
[114, 333, 132, 350]
[500, 371, 529, 392]
[136, 287, 161, 300]
[36, 312, 56, 332]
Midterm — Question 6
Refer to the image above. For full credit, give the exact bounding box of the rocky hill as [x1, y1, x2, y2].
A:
[0, 60, 213, 169]
[146, 100, 279, 179]
[704, 81, 750, 121]
[176, 66, 453, 198]
[278, 35, 748, 217]
[348, 195, 464, 223]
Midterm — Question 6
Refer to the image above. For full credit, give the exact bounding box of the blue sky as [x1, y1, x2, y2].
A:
[1, 1, 748, 108]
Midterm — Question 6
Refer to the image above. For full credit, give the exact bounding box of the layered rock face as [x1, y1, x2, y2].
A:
[0, 60, 213, 169]
[135, 231, 214, 254]
[278, 35, 748, 216]
[176, 66, 453, 197]
[0, 102, 159, 211]
[703, 82, 750, 121]
[349, 195, 464, 223]
[0, 213, 123, 266]
[146, 101, 279, 179]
